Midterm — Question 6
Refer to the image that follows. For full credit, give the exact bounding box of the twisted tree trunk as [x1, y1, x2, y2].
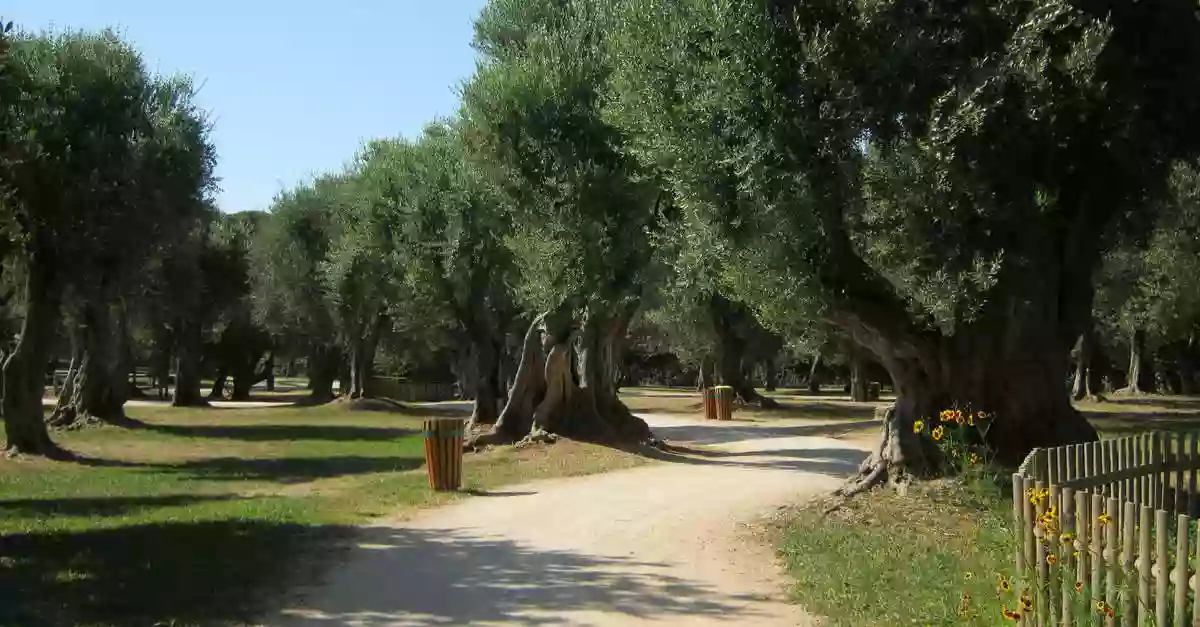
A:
[806, 353, 822, 394]
[172, 319, 207, 407]
[1071, 324, 1105, 402]
[51, 301, 134, 427]
[308, 344, 340, 403]
[696, 354, 714, 391]
[472, 303, 654, 447]
[2, 258, 63, 456]
[710, 294, 778, 408]
[848, 345, 870, 402]
[1119, 327, 1154, 395]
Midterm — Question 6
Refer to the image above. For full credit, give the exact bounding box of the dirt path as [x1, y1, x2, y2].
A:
[273, 413, 876, 627]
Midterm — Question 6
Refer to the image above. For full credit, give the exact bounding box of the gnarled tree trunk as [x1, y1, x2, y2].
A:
[710, 294, 778, 408]
[838, 329, 1099, 496]
[2, 259, 63, 456]
[1071, 324, 1105, 402]
[696, 354, 714, 391]
[172, 319, 207, 407]
[849, 351, 869, 402]
[764, 358, 778, 392]
[806, 352, 822, 394]
[308, 344, 340, 403]
[1119, 327, 1154, 395]
[50, 301, 133, 427]
[347, 314, 386, 399]
[472, 303, 654, 447]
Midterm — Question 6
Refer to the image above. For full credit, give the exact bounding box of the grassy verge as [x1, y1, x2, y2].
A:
[776, 396, 1200, 627]
[0, 403, 648, 627]
[777, 479, 1015, 627]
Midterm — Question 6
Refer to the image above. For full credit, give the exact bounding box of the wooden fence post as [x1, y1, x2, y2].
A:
[1120, 501, 1136, 627]
[1014, 474, 1027, 574]
[1138, 504, 1153, 627]
[1175, 513, 1190, 624]
[1155, 508, 1169, 627]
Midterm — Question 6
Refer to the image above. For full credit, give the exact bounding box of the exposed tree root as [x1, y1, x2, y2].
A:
[834, 401, 936, 499]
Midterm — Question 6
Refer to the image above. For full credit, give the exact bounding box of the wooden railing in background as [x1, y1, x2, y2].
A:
[1013, 433, 1200, 625]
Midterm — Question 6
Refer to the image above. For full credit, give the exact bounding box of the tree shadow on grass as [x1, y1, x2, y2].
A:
[0, 519, 349, 627]
[72, 454, 426, 483]
[158, 455, 427, 484]
[0, 494, 240, 518]
[276, 526, 770, 626]
[139, 422, 418, 443]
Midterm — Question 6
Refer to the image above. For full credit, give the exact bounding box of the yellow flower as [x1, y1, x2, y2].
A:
[913, 420, 924, 434]
[1020, 594, 1034, 612]
[932, 426, 945, 441]
[1046, 554, 1058, 566]
[964, 571, 974, 580]
[1095, 600, 1109, 613]
[969, 453, 980, 465]
[1061, 532, 1075, 543]
[953, 409, 964, 424]
[997, 575, 1012, 593]
[1098, 513, 1113, 525]
[940, 409, 954, 422]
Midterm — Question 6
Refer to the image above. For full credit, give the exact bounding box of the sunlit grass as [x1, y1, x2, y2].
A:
[0, 403, 648, 626]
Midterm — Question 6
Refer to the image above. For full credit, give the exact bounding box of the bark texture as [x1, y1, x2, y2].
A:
[471, 304, 655, 448]
[1071, 325, 1106, 401]
[308, 345, 341, 403]
[172, 320, 207, 407]
[2, 259, 63, 456]
[806, 353, 822, 394]
[1118, 327, 1155, 395]
[710, 294, 778, 408]
[347, 314, 386, 399]
[50, 301, 135, 428]
[848, 350, 869, 402]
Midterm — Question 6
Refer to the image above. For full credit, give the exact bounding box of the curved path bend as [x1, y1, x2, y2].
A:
[274, 413, 876, 627]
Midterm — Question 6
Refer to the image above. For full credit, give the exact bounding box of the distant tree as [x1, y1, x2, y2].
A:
[359, 124, 516, 422]
[252, 180, 343, 403]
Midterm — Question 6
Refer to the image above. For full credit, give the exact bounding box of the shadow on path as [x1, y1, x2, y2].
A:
[652, 419, 879, 446]
[279, 527, 766, 626]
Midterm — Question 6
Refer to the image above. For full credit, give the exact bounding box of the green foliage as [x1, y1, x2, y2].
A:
[1, 30, 214, 291]
[463, 0, 658, 315]
[604, 0, 1200, 348]
[1096, 161, 1200, 346]
[252, 176, 344, 348]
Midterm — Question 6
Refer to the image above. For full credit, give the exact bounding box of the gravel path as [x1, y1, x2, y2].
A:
[273, 413, 875, 627]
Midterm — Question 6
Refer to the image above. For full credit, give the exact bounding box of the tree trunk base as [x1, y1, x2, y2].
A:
[47, 407, 141, 431]
[835, 402, 937, 498]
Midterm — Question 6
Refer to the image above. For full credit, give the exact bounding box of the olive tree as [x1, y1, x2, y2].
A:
[606, 0, 1200, 489]
[462, 0, 660, 444]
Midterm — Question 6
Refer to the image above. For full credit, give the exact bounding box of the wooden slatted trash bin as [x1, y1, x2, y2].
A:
[703, 387, 718, 420]
[713, 385, 734, 421]
[423, 418, 464, 491]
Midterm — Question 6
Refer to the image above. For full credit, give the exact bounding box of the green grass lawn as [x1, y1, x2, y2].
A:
[0, 403, 648, 627]
[777, 395, 1200, 627]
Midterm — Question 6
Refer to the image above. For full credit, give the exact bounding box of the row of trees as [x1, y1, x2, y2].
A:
[4, 0, 1200, 485]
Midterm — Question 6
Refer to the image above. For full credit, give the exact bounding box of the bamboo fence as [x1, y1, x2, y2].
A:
[1013, 432, 1200, 626]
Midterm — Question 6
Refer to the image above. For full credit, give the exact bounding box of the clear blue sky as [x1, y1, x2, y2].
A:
[6, 1, 487, 212]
